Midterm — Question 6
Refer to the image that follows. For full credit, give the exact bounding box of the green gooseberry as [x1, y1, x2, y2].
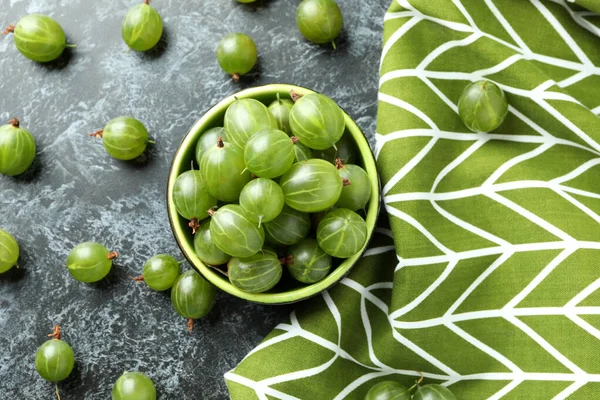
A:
[268, 95, 294, 135]
[200, 137, 251, 202]
[413, 384, 457, 400]
[228, 248, 282, 293]
[171, 270, 216, 330]
[194, 219, 231, 266]
[0, 228, 19, 273]
[458, 80, 508, 132]
[0, 118, 36, 176]
[335, 159, 371, 211]
[195, 127, 227, 164]
[92, 116, 153, 161]
[317, 208, 367, 258]
[122, 0, 163, 52]
[286, 238, 331, 284]
[140, 254, 181, 291]
[172, 170, 218, 232]
[5, 14, 74, 63]
[292, 137, 313, 162]
[314, 132, 358, 164]
[217, 33, 257, 82]
[244, 129, 295, 178]
[239, 178, 285, 227]
[67, 242, 117, 283]
[365, 381, 411, 400]
[224, 98, 277, 149]
[264, 205, 311, 247]
[280, 159, 343, 213]
[296, 0, 343, 48]
[35, 328, 74, 382]
[112, 371, 156, 400]
[209, 205, 265, 257]
[290, 93, 345, 150]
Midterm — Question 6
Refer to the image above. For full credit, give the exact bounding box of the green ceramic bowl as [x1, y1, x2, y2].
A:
[167, 84, 380, 304]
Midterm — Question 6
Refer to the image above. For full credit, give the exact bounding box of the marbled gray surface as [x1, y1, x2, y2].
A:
[0, 0, 387, 398]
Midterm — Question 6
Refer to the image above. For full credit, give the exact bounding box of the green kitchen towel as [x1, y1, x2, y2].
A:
[226, 0, 600, 398]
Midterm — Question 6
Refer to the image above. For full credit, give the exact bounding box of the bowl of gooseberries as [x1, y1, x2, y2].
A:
[167, 84, 380, 304]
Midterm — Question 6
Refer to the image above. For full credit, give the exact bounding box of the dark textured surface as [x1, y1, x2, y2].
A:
[0, 0, 386, 398]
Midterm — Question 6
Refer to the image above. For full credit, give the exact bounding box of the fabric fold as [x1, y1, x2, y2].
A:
[226, 0, 600, 398]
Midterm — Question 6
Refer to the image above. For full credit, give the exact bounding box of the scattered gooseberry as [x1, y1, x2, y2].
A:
[112, 371, 156, 400]
[335, 158, 371, 211]
[172, 170, 218, 232]
[0, 228, 18, 273]
[224, 98, 277, 149]
[289, 93, 345, 150]
[194, 219, 232, 266]
[228, 248, 282, 293]
[171, 270, 216, 331]
[244, 129, 295, 178]
[66, 242, 117, 283]
[365, 381, 410, 400]
[209, 205, 265, 257]
[458, 80, 508, 132]
[200, 137, 251, 202]
[296, 0, 343, 48]
[239, 178, 285, 227]
[317, 208, 367, 258]
[122, 0, 163, 52]
[0, 118, 36, 176]
[138, 254, 181, 291]
[90, 116, 153, 161]
[217, 33, 257, 82]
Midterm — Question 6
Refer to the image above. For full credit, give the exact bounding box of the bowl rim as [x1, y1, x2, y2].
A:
[167, 83, 381, 305]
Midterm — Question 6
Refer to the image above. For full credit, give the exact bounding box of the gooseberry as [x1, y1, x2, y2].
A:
[0, 118, 36, 176]
[137, 254, 181, 291]
[195, 127, 227, 164]
[413, 384, 457, 400]
[217, 33, 257, 82]
[67, 242, 117, 283]
[90, 116, 153, 161]
[209, 205, 265, 257]
[3, 14, 74, 62]
[264, 205, 311, 247]
[289, 93, 345, 150]
[224, 98, 277, 149]
[200, 137, 251, 202]
[286, 238, 331, 284]
[279, 159, 343, 213]
[172, 170, 218, 233]
[292, 137, 313, 161]
[228, 248, 282, 293]
[171, 270, 216, 331]
[0, 228, 18, 273]
[317, 208, 367, 258]
[112, 371, 156, 400]
[268, 95, 294, 135]
[194, 220, 231, 266]
[35, 326, 74, 384]
[335, 158, 371, 211]
[365, 381, 411, 400]
[296, 0, 343, 48]
[122, 0, 163, 52]
[244, 129, 295, 178]
[458, 80, 508, 132]
[239, 178, 285, 227]
[314, 132, 358, 164]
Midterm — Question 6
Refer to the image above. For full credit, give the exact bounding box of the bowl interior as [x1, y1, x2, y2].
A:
[167, 84, 380, 304]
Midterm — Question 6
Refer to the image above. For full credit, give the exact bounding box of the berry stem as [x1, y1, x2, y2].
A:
[187, 318, 194, 332]
[331, 40, 337, 50]
[290, 90, 303, 102]
[48, 325, 62, 340]
[191, 160, 195, 170]
[408, 371, 424, 392]
[258, 215, 263, 229]
[276, 93, 282, 104]
[207, 208, 217, 217]
[240, 167, 248, 176]
[188, 218, 200, 234]
[130, 275, 144, 282]
[342, 178, 351, 186]
[232, 73, 240, 83]
[291, 136, 299, 144]
[334, 158, 346, 170]
[217, 136, 224, 148]
[177, 259, 186, 265]
[89, 129, 104, 138]
[282, 254, 293, 265]
[208, 264, 228, 277]
[1, 24, 14, 35]
[8, 118, 19, 128]
[55, 383, 61, 400]
[147, 139, 156, 145]
[107, 251, 118, 260]
[143, 0, 151, 4]
[65, 44, 77, 48]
